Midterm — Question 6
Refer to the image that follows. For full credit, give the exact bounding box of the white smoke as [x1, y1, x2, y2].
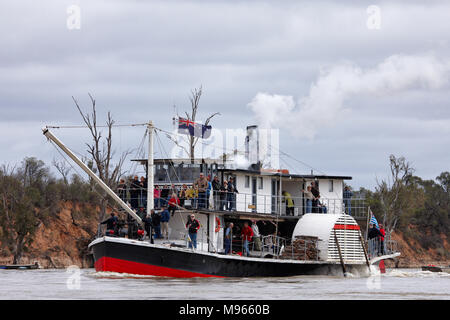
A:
[232, 153, 250, 169]
[247, 54, 450, 139]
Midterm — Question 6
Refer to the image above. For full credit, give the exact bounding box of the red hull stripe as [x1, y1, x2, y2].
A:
[333, 224, 360, 230]
[95, 256, 225, 278]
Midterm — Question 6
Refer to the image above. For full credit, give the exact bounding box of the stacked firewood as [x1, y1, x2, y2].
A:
[280, 236, 320, 261]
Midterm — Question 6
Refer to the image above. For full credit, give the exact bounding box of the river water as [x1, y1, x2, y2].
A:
[0, 268, 448, 300]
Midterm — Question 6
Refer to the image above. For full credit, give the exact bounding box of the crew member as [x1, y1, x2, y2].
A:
[142, 212, 154, 244]
[101, 212, 118, 236]
[186, 214, 201, 249]
[241, 222, 254, 257]
[224, 222, 234, 255]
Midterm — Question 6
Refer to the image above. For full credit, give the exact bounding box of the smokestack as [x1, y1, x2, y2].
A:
[246, 125, 259, 167]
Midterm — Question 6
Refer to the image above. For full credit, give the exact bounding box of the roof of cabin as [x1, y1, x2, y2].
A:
[217, 168, 352, 180]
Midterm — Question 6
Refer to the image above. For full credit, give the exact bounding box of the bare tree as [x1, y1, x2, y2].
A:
[72, 93, 131, 221]
[376, 154, 415, 234]
[52, 158, 71, 184]
[168, 86, 220, 163]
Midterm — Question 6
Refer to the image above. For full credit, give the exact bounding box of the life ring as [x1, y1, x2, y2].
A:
[215, 217, 221, 233]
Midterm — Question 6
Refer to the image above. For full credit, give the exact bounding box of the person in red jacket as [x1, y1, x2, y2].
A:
[379, 224, 386, 255]
[168, 192, 180, 216]
[241, 222, 254, 257]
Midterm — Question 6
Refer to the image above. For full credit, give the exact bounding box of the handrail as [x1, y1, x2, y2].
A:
[366, 234, 399, 259]
[116, 188, 368, 218]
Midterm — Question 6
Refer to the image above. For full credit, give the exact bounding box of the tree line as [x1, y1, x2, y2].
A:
[357, 155, 449, 257]
[0, 157, 100, 264]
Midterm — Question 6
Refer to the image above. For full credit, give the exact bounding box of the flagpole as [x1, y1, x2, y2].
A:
[365, 206, 370, 242]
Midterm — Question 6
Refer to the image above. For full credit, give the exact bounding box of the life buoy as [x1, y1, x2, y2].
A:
[215, 217, 221, 233]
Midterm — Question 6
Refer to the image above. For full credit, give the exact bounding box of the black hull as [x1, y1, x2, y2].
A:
[90, 237, 368, 278]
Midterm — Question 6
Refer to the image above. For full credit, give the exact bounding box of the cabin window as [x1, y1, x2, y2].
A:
[259, 177, 263, 189]
[245, 176, 250, 188]
[329, 180, 334, 192]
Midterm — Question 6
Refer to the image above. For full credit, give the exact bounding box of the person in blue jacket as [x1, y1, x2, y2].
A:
[160, 206, 170, 240]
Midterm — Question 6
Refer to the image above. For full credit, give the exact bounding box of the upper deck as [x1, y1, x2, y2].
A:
[127, 158, 367, 220]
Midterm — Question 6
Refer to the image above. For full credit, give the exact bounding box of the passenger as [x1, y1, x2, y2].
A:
[160, 206, 170, 240]
[185, 214, 201, 249]
[251, 220, 262, 251]
[117, 179, 127, 203]
[137, 206, 146, 220]
[241, 222, 254, 257]
[142, 212, 153, 244]
[194, 173, 208, 209]
[101, 212, 118, 236]
[318, 201, 327, 213]
[151, 209, 162, 239]
[368, 224, 383, 257]
[168, 193, 179, 216]
[282, 191, 294, 216]
[185, 186, 195, 208]
[220, 181, 228, 211]
[227, 177, 238, 211]
[127, 212, 138, 239]
[310, 181, 320, 213]
[379, 224, 386, 255]
[129, 176, 141, 210]
[302, 186, 314, 214]
[154, 185, 161, 209]
[178, 184, 187, 208]
[160, 185, 170, 208]
[192, 186, 199, 209]
[224, 222, 234, 254]
[170, 184, 178, 197]
[139, 176, 147, 208]
[206, 175, 213, 209]
[343, 186, 353, 215]
[212, 176, 221, 210]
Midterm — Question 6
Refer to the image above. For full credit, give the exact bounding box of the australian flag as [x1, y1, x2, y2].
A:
[369, 209, 379, 229]
[178, 117, 212, 139]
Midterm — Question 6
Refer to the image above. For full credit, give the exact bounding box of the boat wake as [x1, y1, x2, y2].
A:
[382, 269, 450, 278]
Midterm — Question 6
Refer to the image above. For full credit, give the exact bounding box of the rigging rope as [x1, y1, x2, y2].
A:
[45, 123, 148, 129]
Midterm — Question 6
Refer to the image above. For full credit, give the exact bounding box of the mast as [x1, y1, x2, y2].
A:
[147, 121, 154, 214]
[42, 127, 143, 225]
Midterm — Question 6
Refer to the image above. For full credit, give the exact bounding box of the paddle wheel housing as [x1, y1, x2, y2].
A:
[292, 214, 366, 263]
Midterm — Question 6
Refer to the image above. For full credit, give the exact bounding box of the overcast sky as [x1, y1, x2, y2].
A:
[1, 0, 449, 190]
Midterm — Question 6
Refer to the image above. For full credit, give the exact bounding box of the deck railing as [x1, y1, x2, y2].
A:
[117, 187, 368, 218]
[366, 234, 399, 259]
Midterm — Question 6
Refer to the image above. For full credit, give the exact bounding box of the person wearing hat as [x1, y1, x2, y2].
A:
[185, 214, 201, 249]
